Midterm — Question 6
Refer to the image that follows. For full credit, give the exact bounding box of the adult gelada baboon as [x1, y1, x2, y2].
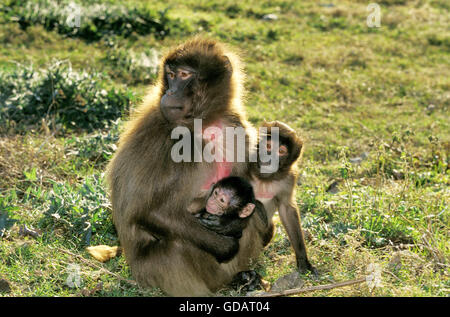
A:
[106, 38, 272, 296]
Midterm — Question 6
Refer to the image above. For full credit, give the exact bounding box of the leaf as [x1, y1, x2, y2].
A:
[86, 245, 120, 262]
[24, 167, 37, 181]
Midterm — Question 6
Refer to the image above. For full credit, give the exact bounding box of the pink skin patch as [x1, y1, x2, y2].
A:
[256, 191, 275, 199]
[201, 162, 233, 191]
[205, 197, 224, 215]
[253, 181, 276, 200]
[201, 121, 233, 191]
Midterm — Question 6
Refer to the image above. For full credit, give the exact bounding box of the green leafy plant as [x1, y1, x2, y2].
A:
[39, 175, 115, 247]
[4, 0, 176, 41]
[0, 60, 134, 132]
[65, 120, 120, 167]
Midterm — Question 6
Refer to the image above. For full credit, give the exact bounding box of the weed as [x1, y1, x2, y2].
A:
[0, 60, 133, 132]
[4, 0, 176, 40]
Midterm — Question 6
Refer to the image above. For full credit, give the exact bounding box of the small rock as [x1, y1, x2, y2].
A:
[262, 14, 278, 21]
[326, 180, 340, 194]
[349, 152, 369, 164]
[426, 104, 436, 112]
[271, 271, 304, 292]
[392, 169, 404, 180]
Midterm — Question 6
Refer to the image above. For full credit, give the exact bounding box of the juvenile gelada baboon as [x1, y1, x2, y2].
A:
[249, 121, 316, 274]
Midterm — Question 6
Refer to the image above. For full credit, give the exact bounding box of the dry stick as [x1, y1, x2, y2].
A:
[382, 270, 403, 283]
[55, 247, 138, 286]
[257, 277, 367, 297]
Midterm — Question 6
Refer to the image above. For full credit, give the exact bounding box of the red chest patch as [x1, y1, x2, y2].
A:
[201, 120, 233, 190]
[201, 161, 233, 190]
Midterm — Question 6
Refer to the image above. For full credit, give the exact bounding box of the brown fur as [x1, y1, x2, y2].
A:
[106, 38, 272, 296]
[250, 121, 316, 274]
[250, 120, 304, 181]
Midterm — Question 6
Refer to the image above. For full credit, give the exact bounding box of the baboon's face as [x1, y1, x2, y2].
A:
[160, 64, 196, 122]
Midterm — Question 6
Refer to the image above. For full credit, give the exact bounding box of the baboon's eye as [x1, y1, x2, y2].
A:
[168, 72, 175, 80]
[179, 71, 192, 80]
[279, 145, 288, 156]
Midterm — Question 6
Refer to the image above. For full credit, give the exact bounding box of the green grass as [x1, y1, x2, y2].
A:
[0, 0, 449, 297]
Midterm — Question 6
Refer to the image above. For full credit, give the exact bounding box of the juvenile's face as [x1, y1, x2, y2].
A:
[258, 137, 289, 174]
[263, 138, 288, 158]
[205, 186, 233, 216]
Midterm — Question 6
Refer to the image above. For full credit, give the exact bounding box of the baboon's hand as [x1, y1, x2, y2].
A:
[211, 235, 239, 263]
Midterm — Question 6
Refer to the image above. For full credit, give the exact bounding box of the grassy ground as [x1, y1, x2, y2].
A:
[0, 0, 448, 297]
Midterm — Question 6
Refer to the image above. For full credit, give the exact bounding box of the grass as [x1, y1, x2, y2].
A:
[0, 0, 448, 297]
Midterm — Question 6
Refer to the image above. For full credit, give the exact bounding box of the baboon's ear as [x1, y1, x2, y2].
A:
[239, 203, 255, 218]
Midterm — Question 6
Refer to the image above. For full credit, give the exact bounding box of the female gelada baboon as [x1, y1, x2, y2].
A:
[106, 38, 273, 296]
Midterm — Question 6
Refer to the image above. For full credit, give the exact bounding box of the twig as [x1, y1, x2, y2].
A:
[382, 270, 403, 283]
[54, 246, 138, 286]
[257, 277, 366, 297]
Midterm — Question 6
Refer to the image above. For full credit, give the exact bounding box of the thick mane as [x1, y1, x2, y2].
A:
[109, 37, 251, 210]
[125, 38, 246, 131]
[163, 37, 245, 114]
